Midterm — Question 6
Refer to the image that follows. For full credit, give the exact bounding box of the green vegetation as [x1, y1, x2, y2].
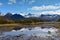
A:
[15, 18, 44, 24]
[57, 18, 60, 22]
[0, 16, 60, 28]
[0, 17, 55, 24]
[0, 17, 44, 24]
[0, 17, 14, 24]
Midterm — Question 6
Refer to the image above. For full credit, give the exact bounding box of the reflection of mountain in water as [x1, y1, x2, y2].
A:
[0, 26, 58, 40]
[1, 26, 58, 36]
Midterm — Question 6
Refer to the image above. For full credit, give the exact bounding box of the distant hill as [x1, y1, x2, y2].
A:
[4, 13, 24, 20]
[0, 13, 60, 22]
[24, 13, 60, 21]
[39, 14, 60, 21]
[0, 13, 60, 24]
[25, 13, 38, 18]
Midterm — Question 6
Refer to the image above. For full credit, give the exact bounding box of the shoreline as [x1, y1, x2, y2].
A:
[0, 22, 60, 28]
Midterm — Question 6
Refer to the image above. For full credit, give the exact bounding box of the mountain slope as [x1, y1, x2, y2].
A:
[4, 14, 24, 20]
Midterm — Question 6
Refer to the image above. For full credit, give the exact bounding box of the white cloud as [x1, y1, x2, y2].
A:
[29, 0, 35, 4]
[8, 2, 13, 4]
[8, 0, 16, 4]
[19, 0, 25, 4]
[28, 5, 60, 15]
[55, 10, 60, 14]
[41, 11, 55, 14]
[0, 2, 3, 6]
[17, 12, 27, 16]
[30, 5, 60, 10]
[19, 0, 35, 4]
[35, 10, 60, 15]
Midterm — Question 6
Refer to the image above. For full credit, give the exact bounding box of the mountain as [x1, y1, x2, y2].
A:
[4, 13, 13, 19]
[2, 12, 60, 21]
[4, 13, 24, 20]
[11, 14, 24, 20]
[40, 14, 60, 21]
[24, 13, 60, 21]
[25, 13, 38, 18]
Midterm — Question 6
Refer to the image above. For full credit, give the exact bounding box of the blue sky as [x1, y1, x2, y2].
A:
[0, 0, 60, 15]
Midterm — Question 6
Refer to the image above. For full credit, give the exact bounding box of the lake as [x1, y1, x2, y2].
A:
[0, 25, 59, 40]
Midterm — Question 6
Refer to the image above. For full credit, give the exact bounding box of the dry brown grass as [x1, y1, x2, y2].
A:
[0, 22, 60, 28]
[0, 24, 20, 27]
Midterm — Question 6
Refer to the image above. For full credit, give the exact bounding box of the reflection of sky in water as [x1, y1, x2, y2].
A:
[1, 27, 58, 37]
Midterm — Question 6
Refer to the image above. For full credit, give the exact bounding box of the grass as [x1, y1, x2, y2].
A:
[0, 24, 20, 27]
[0, 22, 60, 28]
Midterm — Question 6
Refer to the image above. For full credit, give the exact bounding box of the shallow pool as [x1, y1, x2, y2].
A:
[0, 27, 58, 37]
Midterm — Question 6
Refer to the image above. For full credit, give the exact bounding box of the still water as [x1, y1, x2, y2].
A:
[0, 26, 60, 40]
[0, 26, 58, 37]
